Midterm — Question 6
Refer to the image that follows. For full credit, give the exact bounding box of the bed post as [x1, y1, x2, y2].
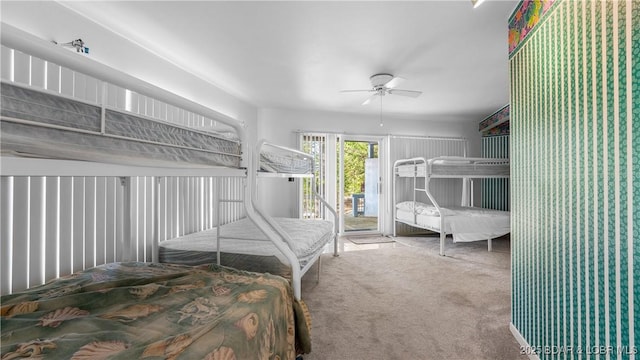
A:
[244, 142, 304, 300]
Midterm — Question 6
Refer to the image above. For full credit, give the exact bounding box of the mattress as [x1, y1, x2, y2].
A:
[0, 262, 310, 359]
[159, 217, 334, 276]
[1, 82, 241, 168]
[395, 158, 509, 178]
[396, 202, 510, 242]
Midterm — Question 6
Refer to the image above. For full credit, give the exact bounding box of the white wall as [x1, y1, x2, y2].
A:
[256, 107, 484, 218]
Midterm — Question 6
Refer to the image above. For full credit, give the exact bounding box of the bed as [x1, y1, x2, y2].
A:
[157, 140, 338, 300]
[0, 25, 338, 302]
[393, 156, 510, 256]
[159, 218, 335, 278]
[1, 25, 326, 358]
[0, 262, 311, 359]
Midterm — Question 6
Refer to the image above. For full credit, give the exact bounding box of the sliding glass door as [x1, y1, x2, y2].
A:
[300, 133, 383, 235]
[339, 137, 380, 233]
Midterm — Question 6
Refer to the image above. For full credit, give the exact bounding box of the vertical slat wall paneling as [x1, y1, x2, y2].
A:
[114, 177, 125, 262]
[205, 178, 212, 229]
[134, 176, 144, 262]
[12, 50, 29, 84]
[74, 72, 87, 102]
[105, 83, 119, 108]
[509, 0, 637, 358]
[0, 46, 12, 80]
[177, 177, 184, 236]
[195, 177, 201, 232]
[12, 177, 29, 292]
[59, 177, 73, 277]
[189, 177, 195, 234]
[145, 177, 154, 262]
[159, 177, 168, 242]
[72, 177, 85, 272]
[153, 177, 160, 262]
[132, 177, 141, 262]
[1, 177, 13, 294]
[84, 76, 99, 104]
[30, 56, 45, 88]
[46, 62, 60, 93]
[481, 135, 510, 211]
[60, 67, 74, 97]
[200, 178, 206, 230]
[84, 177, 96, 269]
[95, 177, 107, 265]
[129, 91, 139, 114]
[146, 97, 154, 118]
[168, 177, 177, 239]
[105, 177, 117, 263]
[28, 177, 45, 290]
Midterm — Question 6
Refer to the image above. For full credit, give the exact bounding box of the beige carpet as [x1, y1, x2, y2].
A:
[345, 235, 396, 245]
[301, 235, 526, 360]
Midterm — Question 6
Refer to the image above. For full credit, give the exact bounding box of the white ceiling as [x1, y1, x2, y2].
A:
[5, 1, 518, 122]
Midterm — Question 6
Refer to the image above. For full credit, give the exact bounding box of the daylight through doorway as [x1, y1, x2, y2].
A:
[341, 139, 379, 232]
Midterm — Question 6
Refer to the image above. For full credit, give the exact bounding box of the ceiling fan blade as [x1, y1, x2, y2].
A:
[362, 94, 378, 105]
[340, 89, 375, 93]
[384, 76, 405, 89]
[388, 89, 422, 98]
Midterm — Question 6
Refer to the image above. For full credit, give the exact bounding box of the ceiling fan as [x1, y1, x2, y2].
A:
[341, 73, 422, 105]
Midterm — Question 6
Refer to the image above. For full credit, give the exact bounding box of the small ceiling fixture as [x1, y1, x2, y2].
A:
[471, 0, 487, 8]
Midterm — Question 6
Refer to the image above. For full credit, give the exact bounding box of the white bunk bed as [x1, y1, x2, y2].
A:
[0, 24, 337, 300]
[159, 140, 339, 298]
[393, 156, 510, 256]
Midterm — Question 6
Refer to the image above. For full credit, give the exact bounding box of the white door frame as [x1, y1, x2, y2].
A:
[338, 134, 385, 235]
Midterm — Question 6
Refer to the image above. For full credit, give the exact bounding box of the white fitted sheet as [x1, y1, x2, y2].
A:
[396, 205, 510, 242]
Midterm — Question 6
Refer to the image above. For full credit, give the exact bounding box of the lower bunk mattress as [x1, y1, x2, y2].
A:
[396, 202, 510, 242]
[0, 262, 311, 359]
[159, 217, 335, 278]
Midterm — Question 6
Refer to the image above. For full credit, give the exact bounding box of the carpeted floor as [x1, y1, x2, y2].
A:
[345, 235, 396, 245]
[301, 235, 526, 360]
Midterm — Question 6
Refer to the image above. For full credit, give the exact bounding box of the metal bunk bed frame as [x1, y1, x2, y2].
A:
[393, 156, 510, 256]
[1, 24, 337, 300]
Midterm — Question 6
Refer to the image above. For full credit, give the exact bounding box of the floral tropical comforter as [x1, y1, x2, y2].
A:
[0, 262, 311, 359]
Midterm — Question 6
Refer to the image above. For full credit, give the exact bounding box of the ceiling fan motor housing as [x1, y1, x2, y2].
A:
[370, 73, 394, 88]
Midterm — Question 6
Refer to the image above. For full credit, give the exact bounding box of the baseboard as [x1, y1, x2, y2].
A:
[510, 322, 541, 360]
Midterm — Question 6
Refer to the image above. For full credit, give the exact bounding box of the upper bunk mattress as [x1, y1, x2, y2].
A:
[395, 158, 509, 178]
[0, 82, 241, 168]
